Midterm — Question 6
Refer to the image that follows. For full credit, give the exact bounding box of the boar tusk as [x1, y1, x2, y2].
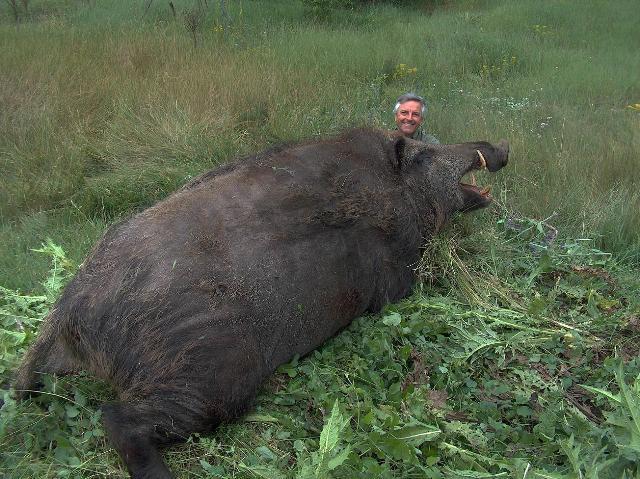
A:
[471, 173, 477, 186]
[476, 150, 487, 169]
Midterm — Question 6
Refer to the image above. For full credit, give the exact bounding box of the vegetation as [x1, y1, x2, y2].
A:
[1, 0, 639, 477]
[2, 214, 640, 478]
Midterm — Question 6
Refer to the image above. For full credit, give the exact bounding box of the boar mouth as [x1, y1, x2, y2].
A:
[459, 150, 493, 210]
[460, 182, 492, 197]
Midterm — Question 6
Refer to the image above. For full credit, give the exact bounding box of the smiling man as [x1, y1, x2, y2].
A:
[393, 93, 440, 144]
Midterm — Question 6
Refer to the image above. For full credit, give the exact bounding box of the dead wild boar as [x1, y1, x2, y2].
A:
[12, 128, 508, 478]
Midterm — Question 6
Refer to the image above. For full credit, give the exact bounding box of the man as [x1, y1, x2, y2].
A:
[393, 93, 440, 144]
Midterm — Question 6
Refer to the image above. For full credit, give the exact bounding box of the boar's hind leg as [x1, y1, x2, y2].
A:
[101, 330, 264, 478]
[102, 392, 215, 479]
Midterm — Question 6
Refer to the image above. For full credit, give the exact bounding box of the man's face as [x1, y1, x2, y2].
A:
[395, 100, 424, 137]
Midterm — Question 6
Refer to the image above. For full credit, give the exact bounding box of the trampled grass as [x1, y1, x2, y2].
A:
[1, 0, 640, 476]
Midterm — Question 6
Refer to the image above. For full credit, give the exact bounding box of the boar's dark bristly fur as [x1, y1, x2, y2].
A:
[12, 128, 508, 479]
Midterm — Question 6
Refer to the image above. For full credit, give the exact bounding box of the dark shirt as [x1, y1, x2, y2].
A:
[410, 128, 440, 144]
[394, 127, 440, 144]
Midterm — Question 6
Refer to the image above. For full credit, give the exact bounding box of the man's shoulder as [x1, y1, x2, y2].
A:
[413, 130, 440, 144]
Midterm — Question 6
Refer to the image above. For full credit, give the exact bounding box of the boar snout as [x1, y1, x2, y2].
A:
[492, 139, 509, 171]
[475, 141, 509, 173]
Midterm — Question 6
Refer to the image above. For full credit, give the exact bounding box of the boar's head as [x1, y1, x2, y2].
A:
[388, 134, 509, 232]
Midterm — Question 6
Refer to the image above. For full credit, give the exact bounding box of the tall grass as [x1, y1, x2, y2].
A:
[1, 0, 639, 290]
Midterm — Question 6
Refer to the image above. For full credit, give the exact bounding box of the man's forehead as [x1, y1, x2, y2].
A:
[398, 101, 422, 111]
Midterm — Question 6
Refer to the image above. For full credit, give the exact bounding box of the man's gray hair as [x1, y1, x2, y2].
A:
[393, 93, 426, 114]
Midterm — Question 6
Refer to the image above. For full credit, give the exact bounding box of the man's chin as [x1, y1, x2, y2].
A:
[400, 126, 417, 136]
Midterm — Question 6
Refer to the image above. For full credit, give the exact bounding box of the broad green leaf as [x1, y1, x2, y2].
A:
[244, 413, 279, 423]
[238, 463, 285, 479]
[200, 459, 225, 476]
[577, 384, 621, 404]
[0, 329, 26, 346]
[65, 405, 80, 418]
[256, 445, 277, 461]
[318, 400, 349, 455]
[369, 431, 416, 463]
[382, 312, 402, 326]
[617, 362, 640, 438]
[326, 445, 351, 471]
[390, 424, 441, 445]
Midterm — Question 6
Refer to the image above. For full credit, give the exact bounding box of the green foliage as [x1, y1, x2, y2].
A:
[0, 209, 105, 292]
[302, 0, 356, 21]
[0, 240, 74, 379]
[31, 239, 77, 302]
[1, 217, 639, 477]
[571, 362, 640, 477]
[301, 0, 408, 22]
[299, 400, 352, 478]
[0, 286, 47, 379]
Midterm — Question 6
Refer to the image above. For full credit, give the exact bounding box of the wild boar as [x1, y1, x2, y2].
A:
[13, 128, 508, 478]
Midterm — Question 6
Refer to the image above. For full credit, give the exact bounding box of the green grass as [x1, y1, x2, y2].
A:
[1, 0, 640, 477]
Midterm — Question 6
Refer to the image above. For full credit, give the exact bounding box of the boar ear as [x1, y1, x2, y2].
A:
[391, 136, 406, 170]
[390, 136, 432, 170]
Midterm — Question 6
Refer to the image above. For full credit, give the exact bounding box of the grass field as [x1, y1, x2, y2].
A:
[1, 0, 639, 477]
